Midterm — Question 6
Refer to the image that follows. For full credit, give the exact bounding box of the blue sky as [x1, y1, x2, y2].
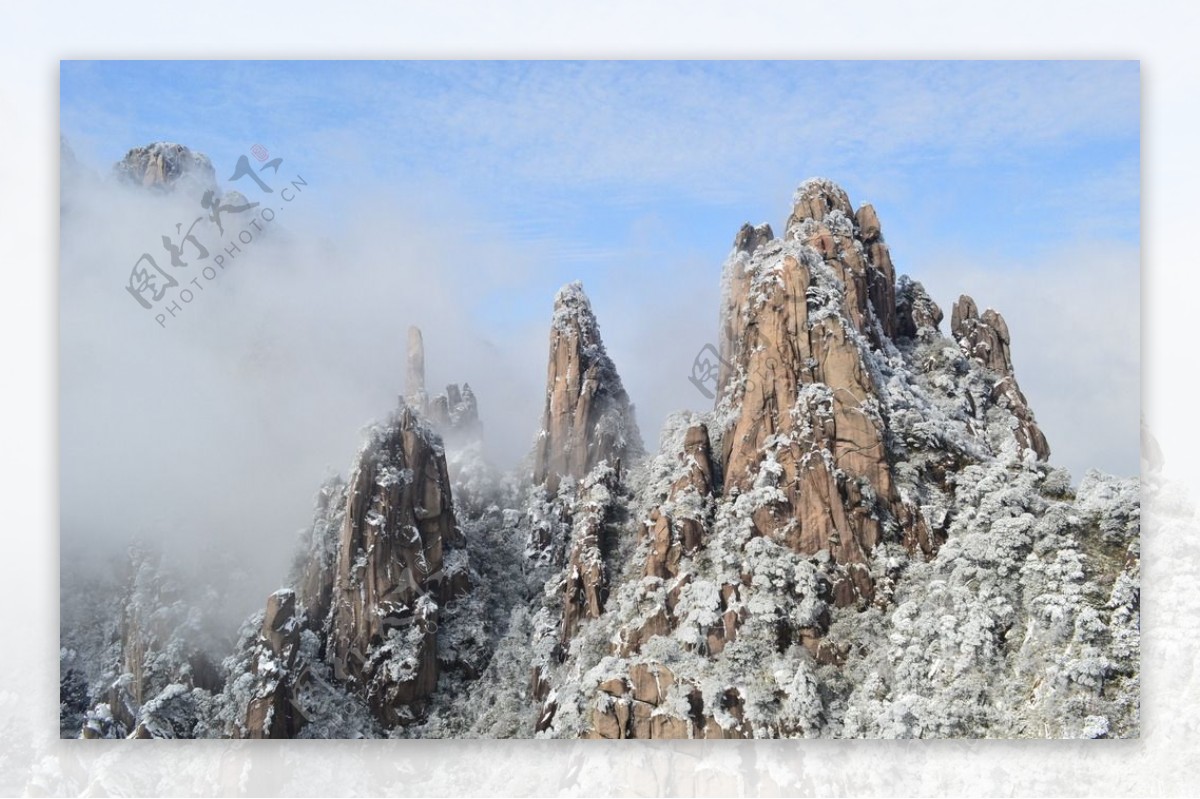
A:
[60, 61, 1140, 480]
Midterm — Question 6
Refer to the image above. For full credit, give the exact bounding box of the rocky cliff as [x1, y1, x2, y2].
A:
[114, 142, 218, 197]
[66, 175, 1137, 741]
[532, 282, 643, 493]
[326, 405, 466, 726]
[716, 179, 930, 606]
[213, 403, 472, 737]
[518, 179, 1132, 741]
[405, 325, 483, 447]
[950, 295, 1051, 461]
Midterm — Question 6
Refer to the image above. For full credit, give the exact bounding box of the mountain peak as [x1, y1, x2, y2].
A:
[787, 177, 856, 235]
[533, 282, 643, 492]
[113, 141, 217, 196]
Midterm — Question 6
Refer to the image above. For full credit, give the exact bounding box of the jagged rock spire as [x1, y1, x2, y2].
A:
[114, 142, 217, 197]
[896, 276, 944, 340]
[785, 178, 855, 236]
[951, 295, 1051, 460]
[532, 281, 643, 492]
[406, 326, 483, 447]
[328, 405, 466, 726]
[406, 326, 427, 411]
[781, 178, 899, 347]
[855, 203, 899, 339]
[429, 382, 482, 446]
[717, 178, 931, 604]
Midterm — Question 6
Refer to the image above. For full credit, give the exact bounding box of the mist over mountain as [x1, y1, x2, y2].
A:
[60, 143, 1139, 740]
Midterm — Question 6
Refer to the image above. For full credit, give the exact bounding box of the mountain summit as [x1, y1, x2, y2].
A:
[532, 281, 643, 493]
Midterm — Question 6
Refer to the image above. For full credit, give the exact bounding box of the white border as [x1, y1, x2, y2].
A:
[3, 2, 1195, 795]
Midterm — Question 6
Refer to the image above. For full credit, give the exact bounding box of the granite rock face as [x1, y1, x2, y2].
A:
[532, 282, 643, 493]
[950, 295, 1051, 460]
[587, 662, 751, 740]
[855, 203, 899, 341]
[237, 590, 306, 739]
[644, 423, 715, 580]
[327, 406, 465, 726]
[114, 142, 218, 197]
[896, 276, 944, 340]
[560, 465, 622, 644]
[716, 178, 929, 604]
[406, 326, 428, 410]
[406, 325, 483, 447]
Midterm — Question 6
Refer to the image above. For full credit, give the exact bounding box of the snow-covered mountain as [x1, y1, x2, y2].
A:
[62, 169, 1140, 739]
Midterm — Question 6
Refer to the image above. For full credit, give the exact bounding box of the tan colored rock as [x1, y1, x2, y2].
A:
[561, 467, 620, 644]
[856, 203, 898, 339]
[951, 295, 1050, 460]
[598, 677, 628, 696]
[992, 377, 1051, 461]
[261, 589, 300, 667]
[406, 326, 427, 410]
[672, 423, 715, 501]
[719, 250, 895, 587]
[532, 282, 643, 493]
[734, 222, 774, 256]
[645, 422, 715, 580]
[591, 698, 631, 739]
[896, 277, 944, 339]
[590, 668, 748, 739]
[630, 700, 654, 739]
[855, 203, 882, 241]
[328, 405, 464, 726]
[952, 295, 1012, 375]
[785, 181, 904, 346]
[617, 608, 671, 656]
[717, 228, 771, 395]
[644, 509, 676, 579]
[786, 179, 854, 237]
[715, 182, 936, 605]
[242, 687, 305, 740]
[651, 714, 692, 739]
[561, 511, 607, 642]
[629, 662, 675, 705]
